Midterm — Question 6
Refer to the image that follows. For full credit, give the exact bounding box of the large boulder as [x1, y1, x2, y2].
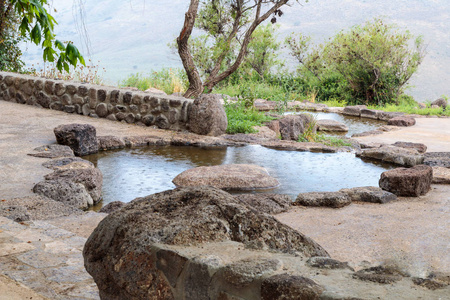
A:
[270, 114, 316, 141]
[83, 187, 329, 299]
[188, 94, 227, 136]
[379, 165, 433, 196]
[294, 192, 351, 208]
[356, 146, 424, 167]
[45, 168, 103, 204]
[33, 179, 93, 209]
[387, 116, 416, 127]
[316, 119, 348, 132]
[431, 98, 447, 109]
[172, 164, 279, 191]
[54, 123, 98, 156]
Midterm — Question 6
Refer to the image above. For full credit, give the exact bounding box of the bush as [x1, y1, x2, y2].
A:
[224, 99, 274, 134]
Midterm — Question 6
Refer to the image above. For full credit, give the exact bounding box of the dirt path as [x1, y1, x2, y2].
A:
[355, 117, 450, 152]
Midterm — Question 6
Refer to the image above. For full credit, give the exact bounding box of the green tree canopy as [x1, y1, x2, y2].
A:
[0, 0, 85, 72]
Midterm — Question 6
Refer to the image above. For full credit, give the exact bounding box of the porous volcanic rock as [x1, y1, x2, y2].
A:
[424, 152, 450, 168]
[233, 193, 292, 214]
[339, 186, 397, 204]
[261, 274, 324, 300]
[172, 164, 279, 191]
[387, 116, 416, 127]
[431, 98, 447, 109]
[188, 94, 227, 136]
[306, 257, 353, 270]
[28, 144, 74, 158]
[54, 123, 98, 156]
[97, 135, 126, 150]
[353, 266, 405, 284]
[278, 114, 316, 141]
[356, 146, 424, 167]
[33, 179, 93, 209]
[379, 165, 433, 197]
[317, 119, 349, 132]
[0, 205, 31, 222]
[83, 187, 328, 299]
[432, 166, 450, 184]
[44, 168, 103, 204]
[392, 141, 427, 154]
[294, 192, 351, 208]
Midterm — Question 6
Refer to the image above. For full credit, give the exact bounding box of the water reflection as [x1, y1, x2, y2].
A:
[86, 145, 393, 207]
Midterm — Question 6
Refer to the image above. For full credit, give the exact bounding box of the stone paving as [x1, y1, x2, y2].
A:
[0, 212, 105, 299]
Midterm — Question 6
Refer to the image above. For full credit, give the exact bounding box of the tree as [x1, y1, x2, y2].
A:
[0, 1, 24, 71]
[177, 0, 303, 98]
[0, 0, 85, 72]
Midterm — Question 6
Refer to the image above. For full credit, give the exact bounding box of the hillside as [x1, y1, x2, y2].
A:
[20, 0, 450, 101]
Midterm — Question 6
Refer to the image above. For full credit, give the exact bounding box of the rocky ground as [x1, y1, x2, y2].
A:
[1, 100, 450, 299]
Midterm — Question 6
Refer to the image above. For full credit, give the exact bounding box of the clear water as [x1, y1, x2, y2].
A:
[85, 145, 393, 208]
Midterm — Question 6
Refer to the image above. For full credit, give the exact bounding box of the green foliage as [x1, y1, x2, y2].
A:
[224, 99, 274, 134]
[297, 114, 318, 142]
[0, 4, 24, 71]
[120, 69, 189, 94]
[315, 135, 353, 147]
[0, 0, 85, 72]
[286, 18, 425, 106]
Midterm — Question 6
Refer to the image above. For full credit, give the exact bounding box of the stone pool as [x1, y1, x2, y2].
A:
[86, 145, 393, 208]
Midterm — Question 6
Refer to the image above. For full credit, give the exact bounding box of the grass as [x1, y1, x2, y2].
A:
[315, 135, 353, 147]
[119, 68, 188, 94]
[224, 100, 274, 134]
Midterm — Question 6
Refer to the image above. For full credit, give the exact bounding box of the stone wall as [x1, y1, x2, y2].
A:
[0, 71, 193, 131]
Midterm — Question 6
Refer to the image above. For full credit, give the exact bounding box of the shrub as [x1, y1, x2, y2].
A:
[224, 99, 274, 134]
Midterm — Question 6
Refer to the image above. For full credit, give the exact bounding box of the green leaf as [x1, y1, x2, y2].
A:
[30, 24, 42, 45]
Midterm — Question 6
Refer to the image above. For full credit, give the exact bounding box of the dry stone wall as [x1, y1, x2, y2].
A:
[0, 71, 193, 131]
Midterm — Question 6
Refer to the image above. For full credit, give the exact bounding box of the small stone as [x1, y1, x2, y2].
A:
[353, 266, 404, 284]
[306, 257, 354, 270]
[261, 274, 324, 300]
[387, 116, 416, 127]
[33, 180, 93, 209]
[173, 164, 279, 191]
[54, 123, 98, 156]
[294, 192, 351, 208]
[392, 141, 427, 154]
[432, 166, 450, 184]
[28, 144, 74, 158]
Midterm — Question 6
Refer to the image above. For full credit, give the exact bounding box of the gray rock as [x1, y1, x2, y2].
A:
[392, 141, 427, 154]
[173, 164, 280, 191]
[97, 135, 126, 150]
[339, 186, 397, 204]
[353, 266, 405, 284]
[379, 165, 433, 197]
[377, 111, 404, 121]
[342, 105, 367, 117]
[261, 273, 324, 300]
[317, 119, 349, 132]
[54, 123, 98, 156]
[306, 257, 354, 270]
[42, 157, 94, 170]
[294, 192, 352, 208]
[356, 146, 424, 167]
[431, 98, 447, 109]
[28, 144, 74, 158]
[33, 180, 93, 209]
[360, 109, 381, 119]
[83, 187, 328, 299]
[44, 168, 103, 204]
[387, 116, 416, 127]
[352, 130, 384, 137]
[233, 193, 292, 214]
[188, 94, 227, 136]
[98, 201, 127, 214]
[276, 114, 316, 141]
[424, 152, 450, 168]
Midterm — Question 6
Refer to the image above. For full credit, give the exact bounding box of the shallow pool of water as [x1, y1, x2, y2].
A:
[287, 111, 385, 137]
[85, 145, 393, 208]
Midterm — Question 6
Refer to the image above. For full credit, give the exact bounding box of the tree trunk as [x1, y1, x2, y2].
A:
[177, 0, 203, 98]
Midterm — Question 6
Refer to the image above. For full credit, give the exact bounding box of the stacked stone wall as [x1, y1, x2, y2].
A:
[0, 71, 193, 131]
